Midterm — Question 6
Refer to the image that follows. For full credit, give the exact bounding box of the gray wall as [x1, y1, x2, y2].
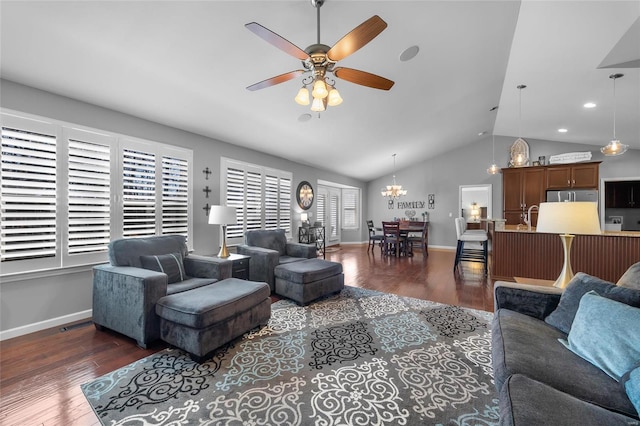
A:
[0, 79, 366, 334]
[367, 135, 640, 248]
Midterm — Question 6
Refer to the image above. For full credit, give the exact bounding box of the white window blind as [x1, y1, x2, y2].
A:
[66, 130, 112, 256]
[1, 110, 193, 276]
[122, 147, 157, 238]
[316, 192, 326, 226]
[1, 119, 58, 270]
[342, 188, 359, 229]
[161, 155, 189, 237]
[330, 193, 339, 238]
[221, 158, 292, 245]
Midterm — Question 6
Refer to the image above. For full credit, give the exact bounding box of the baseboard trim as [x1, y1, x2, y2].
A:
[0, 309, 93, 341]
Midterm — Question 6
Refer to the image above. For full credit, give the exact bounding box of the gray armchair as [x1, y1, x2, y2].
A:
[237, 229, 316, 291]
[92, 235, 232, 348]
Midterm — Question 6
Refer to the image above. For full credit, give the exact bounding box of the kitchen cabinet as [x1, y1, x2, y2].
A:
[502, 167, 545, 226]
[545, 162, 600, 189]
[606, 181, 640, 208]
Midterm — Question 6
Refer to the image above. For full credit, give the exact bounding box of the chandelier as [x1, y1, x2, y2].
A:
[601, 73, 628, 156]
[381, 154, 407, 204]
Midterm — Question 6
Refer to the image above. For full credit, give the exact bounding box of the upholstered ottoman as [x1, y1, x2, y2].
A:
[156, 278, 270, 362]
[274, 258, 344, 305]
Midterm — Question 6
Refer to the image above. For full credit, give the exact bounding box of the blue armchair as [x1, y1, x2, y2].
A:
[92, 235, 232, 348]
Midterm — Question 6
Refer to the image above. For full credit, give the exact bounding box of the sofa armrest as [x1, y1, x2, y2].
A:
[184, 254, 232, 280]
[92, 264, 168, 346]
[286, 242, 317, 259]
[494, 281, 563, 320]
[237, 245, 279, 289]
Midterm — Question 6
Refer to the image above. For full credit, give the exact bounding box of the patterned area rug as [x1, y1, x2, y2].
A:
[82, 287, 498, 425]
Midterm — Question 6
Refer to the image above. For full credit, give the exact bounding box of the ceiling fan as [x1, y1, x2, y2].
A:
[245, 0, 394, 111]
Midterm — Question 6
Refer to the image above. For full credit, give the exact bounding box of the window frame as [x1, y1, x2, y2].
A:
[221, 157, 292, 246]
[1, 109, 193, 277]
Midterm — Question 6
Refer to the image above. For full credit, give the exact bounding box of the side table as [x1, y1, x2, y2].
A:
[207, 253, 251, 280]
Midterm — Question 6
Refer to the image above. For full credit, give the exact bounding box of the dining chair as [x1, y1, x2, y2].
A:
[453, 217, 488, 274]
[382, 221, 404, 257]
[367, 220, 384, 253]
[407, 221, 429, 256]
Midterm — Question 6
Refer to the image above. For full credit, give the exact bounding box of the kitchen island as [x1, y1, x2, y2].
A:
[491, 224, 640, 283]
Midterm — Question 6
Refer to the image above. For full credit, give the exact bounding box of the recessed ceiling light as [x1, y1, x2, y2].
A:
[558, 128, 568, 133]
[399, 45, 419, 62]
[478, 131, 486, 136]
[583, 102, 596, 108]
[298, 113, 312, 122]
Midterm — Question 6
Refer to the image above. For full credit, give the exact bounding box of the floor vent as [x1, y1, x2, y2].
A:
[60, 320, 93, 332]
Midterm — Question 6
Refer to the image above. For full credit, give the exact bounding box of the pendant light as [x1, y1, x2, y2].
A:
[509, 85, 530, 167]
[601, 73, 628, 156]
[487, 105, 500, 175]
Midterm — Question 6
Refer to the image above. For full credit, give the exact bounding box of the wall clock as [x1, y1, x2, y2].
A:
[296, 181, 314, 210]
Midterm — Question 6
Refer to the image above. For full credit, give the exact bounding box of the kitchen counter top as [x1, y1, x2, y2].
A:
[495, 224, 640, 237]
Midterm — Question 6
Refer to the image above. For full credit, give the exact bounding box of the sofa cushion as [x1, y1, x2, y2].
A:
[278, 255, 307, 265]
[492, 308, 637, 418]
[109, 235, 188, 267]
[140, 252, 186, 284]
[618, 262, 640, 290]
[156, 278, 270, 329]
[622, 363, 640, 417]
[499, 374, 638, 426]
[167, 277, 218, 295]
[545, 272, 640, 334]
[245, 229, 287, 256]
[561, 291, 640, 381]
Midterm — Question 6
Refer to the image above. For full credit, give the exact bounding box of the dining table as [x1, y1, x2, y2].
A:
[378, 221, 428, 256]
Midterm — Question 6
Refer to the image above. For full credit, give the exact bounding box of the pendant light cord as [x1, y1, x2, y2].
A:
[613, 76, 617, 139]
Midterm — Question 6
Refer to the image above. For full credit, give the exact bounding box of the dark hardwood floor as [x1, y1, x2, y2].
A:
[0, 244, 495, 426]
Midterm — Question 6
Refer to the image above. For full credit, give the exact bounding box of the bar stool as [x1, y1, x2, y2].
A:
[453, 217, 488, 274]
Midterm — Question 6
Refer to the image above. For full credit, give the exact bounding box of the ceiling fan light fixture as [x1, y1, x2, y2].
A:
[327, 86, 343, 106]
[294, 86, 310, 105]
[311, 96, 326, 112]
[312, 79, 328, 99]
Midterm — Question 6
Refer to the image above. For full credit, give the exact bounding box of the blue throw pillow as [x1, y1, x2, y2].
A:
[545, 272, 640, 334]
[140, 252, 185, 284]
[621, 363, 640, 417]
[560, 291, 640, 381]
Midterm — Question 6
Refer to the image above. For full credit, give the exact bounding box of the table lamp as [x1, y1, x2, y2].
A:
[536, 202, 601, 288]
[208, 205, 237, 258]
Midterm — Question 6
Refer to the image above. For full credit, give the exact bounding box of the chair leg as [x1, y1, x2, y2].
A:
[483, 240, 488, 275]
[454, 240, 463, 271]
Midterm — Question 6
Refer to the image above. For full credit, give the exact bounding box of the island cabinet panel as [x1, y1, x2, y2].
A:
[545, 162, 600, 190]
[492, 230, 640, 283]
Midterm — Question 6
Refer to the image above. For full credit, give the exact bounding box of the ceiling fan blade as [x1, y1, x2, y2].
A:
[327, 15, 387, 62]
[334, 67, 394, 90]
[246, 70, 306, 91]
[245, 22, 309, 61]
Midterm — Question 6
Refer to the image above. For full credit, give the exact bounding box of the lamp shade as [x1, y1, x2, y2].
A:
[536, 202, 601, 235]
[208, 206, 237, 225]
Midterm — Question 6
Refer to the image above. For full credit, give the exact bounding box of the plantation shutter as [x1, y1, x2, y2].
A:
[122, 147, 157, 238]
[330, 193, 339, 238]
[278, 176, 291, 230]
[222, 158, 292, 245]
[66, 129, 112, 258]
[161, 155, 189, 237]
[342, 188, 359, 229]
[316, 192, 326, 225]
[246, 170, 262, 231]
[226, 166, 245, 240]
[264, 174, 278, 230]
[0, 116, 59, 273]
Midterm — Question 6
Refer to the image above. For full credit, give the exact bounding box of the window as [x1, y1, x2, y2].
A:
[342, 188, 360, 229]
[0, 111, 193, 276]
[221, 158, 292, 245]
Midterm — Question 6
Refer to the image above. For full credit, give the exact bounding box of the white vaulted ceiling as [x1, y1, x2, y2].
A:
[1, 1, 638, 181]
